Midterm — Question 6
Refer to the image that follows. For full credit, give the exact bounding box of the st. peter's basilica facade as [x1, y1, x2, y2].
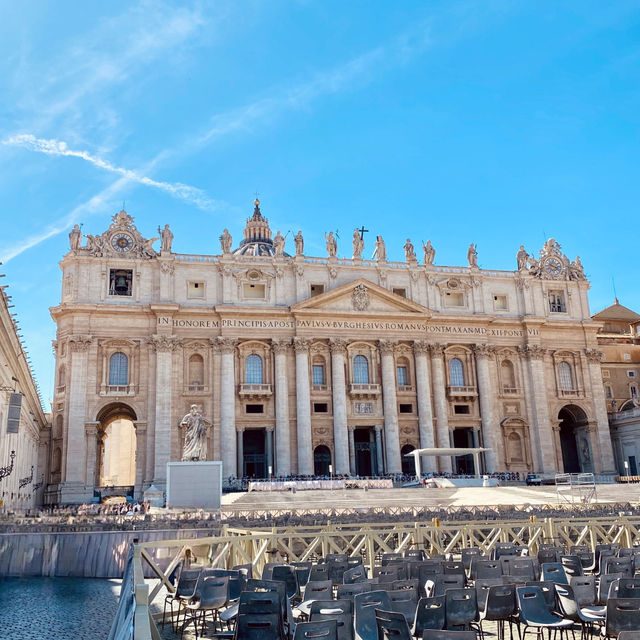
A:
[47, 202, 614, 504]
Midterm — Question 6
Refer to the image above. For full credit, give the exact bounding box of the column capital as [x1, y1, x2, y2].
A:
[374, 424, 383, 433]
[69, 334, 93, 352]
[293, 337, 312, 353]
[348, 425, 356, 432]
[329, 338, 348, 355]
[236, 425, 245, 433]
[272, 338, 292, 355]
[216, 336, 237, 354]
[149, 334, 182, 352]
[429, 343, 445, 357]
[413, 340, 431, 355]
[584, 348, 604, 363]
[265, 425, 275, 433]
[517, 344, 547, 360]
[378, 339, 397, 355]
[84, 422, 100, 435]
[472, 343, 496, 358]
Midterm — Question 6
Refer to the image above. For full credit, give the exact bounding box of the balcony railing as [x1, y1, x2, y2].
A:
[349, 383, 381, 397]
[100, 384, 136, 396]
[398, 385, 415, 393]
[447, 385, 478, 398]
[239, 383, 272, 397]
[185, 384, 208, 394]
[558, 388, 582, 398]
[312, 384, 329, 392]
[501, 387, 521, 396]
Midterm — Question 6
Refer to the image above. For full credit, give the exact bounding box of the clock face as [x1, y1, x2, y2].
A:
[111, 233, 134, 253]
[544, 256, 563, 276]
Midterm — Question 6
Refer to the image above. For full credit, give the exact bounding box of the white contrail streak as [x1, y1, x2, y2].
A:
[3, 134, 219, 211]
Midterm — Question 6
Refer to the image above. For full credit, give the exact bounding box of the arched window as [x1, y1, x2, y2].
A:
[313, 445, 332, 476]
[189, 354, 204, 388]
[353, 355, 369, 384]
[558, 362, 574, 390]
[245, 354, 263, 384]
[449, 358, 465, 386]
[501, 360, 516, 390]
[109, 352, 128, 386]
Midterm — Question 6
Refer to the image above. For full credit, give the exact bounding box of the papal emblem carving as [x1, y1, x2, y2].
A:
[352, 284, 370, 311]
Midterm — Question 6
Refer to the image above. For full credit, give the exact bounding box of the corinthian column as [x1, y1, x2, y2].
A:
[519, 344, 556, 473]
[473, 344, 499, 472]
[273, 339, 292, 476]
[66, 335, 92, 485]
[429, 343, 452, 473]
[150, 334, 181, 487]
[294, 338, 313, 475]
[379, 340, 401, 473]
[217, 337, 237, 478]
[413, 340, 435, 473]
[584, 348, 616, 473]
[348, 425, 356, 474]
[329, 338, 350, 474]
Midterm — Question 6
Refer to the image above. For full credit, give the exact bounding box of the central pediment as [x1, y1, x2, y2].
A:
[291, 278, 431, 316]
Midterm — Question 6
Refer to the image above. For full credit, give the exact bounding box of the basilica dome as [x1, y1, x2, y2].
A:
[233, 199, 290, 257]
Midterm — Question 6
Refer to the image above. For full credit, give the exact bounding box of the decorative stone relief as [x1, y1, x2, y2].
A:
[329, 338, 348, 355]
[584, 348, 604, 363]
[378, 339, 396, 355]
[272, 338, 291, 354]
[149, 335, 182, 352]
[517, 344, 546, 360]
[351, 284, 370, 311]
[472, 344, 496, 358]
[293, 337, 313, 353]
[69, 335, 92, 352]
[159, 261, 175, 275]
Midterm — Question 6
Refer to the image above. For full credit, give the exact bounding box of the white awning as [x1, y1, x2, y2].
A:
[405, 447, 490, 457]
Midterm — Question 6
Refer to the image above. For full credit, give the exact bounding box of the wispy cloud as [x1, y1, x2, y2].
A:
[198, 24, 432, 144]
[3, 134, 220, 211]
[0, 176, 131, 264]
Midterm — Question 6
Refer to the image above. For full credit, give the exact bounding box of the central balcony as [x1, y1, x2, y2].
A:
[239, 383, 273, 398]
[446, 385, 478, 399]
[349, 383, 381, 398]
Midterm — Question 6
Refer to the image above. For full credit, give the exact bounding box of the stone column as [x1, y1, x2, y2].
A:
[84, 423, 100, 489]
[374, 425, 384, 474]
[293, 338, 313, 475]
[348, 425, 356, 474]
[150, 334, 181, 488]
[133, 421, 147, 496]
[520, 345, 557, 473]
[473, 344, 499, 472]
[379, 340, 402, 473]
[329, 338, 350, 474]
[236, 427, 244, 478]
[273, 339, 292, 476]
[584, 349, 616, 473]
[66, 335, 92, 485]
[218, 337, 237, 478]
[429, 343, 452, 473]
[413, 340, 436, 473]
[266, 427, 274, 476]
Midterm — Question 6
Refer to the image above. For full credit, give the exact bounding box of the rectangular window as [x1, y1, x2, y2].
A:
[313, 402, 328, 413]
[109, 269, 133, 296]
[605, 386, 613, 398]
[399, 403, 413, 414]
[624, 354, 632, 361]
[628, 371, 636, 378]
[310, 284, 325, 297]
[454, 404, 470, 414]
[245, 404, 264, 414]
[243, 283, 266, 299]
[187, 281, 205, 298]
[549, 291, 566, 313]
[444, 291, 465, 307]
[493, 294, 508, 311]
[397, 366, 408, 387]
[632, 386, 638, 398]
[392, 288, 407, 298]
[312, 365, 325, 385]
[602, 369, 610, 378]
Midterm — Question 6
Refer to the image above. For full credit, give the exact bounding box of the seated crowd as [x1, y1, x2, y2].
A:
[161, 541, 640, 639]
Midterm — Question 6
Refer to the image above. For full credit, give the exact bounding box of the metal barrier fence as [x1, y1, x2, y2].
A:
[128, 515, 640, 639]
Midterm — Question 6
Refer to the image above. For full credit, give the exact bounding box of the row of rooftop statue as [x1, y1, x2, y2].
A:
[67, 209, 585, 279]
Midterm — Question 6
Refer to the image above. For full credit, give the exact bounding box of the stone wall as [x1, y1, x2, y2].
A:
[0, 528, 214, 578]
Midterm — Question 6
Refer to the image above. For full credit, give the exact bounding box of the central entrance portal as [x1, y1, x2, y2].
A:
[243, 429, 266, 479]
[453, 428, 476, 474]
[354, 427, 379, 476]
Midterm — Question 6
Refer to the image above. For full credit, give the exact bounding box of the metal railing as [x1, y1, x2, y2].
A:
[127, 514, 640, 639]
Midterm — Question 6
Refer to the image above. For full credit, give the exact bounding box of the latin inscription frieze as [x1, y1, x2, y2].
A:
[157, 316, 539, 336]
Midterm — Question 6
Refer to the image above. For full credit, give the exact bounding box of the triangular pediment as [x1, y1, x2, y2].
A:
[291, 278, 431, 316]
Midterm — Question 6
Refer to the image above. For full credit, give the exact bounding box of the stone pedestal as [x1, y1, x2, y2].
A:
[143, 483, 165, 508]
[166, 461, 222, 510]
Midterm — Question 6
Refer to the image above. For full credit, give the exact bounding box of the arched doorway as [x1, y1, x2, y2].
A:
[401, 444, 415, 475]
[558, 405, 592, 473]
[314, 445, 332, 476]
[96, 403, 137, 493]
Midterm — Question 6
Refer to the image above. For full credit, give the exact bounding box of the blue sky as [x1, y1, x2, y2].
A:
[1, 1, 640, 409]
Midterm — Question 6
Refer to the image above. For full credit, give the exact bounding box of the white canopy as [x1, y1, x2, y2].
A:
[404, 447, 491, 477]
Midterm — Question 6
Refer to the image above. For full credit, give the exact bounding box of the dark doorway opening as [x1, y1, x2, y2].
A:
[401, 444, 415, 475]
[314, 445, 331, 476]
[453, 428, 475, 474]
[243, 428, 266, 478]
[354, 427, 378, 476]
